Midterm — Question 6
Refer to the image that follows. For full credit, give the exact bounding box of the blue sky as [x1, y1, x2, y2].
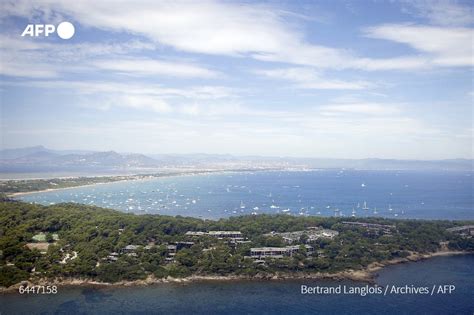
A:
[0, 0, 472, 159]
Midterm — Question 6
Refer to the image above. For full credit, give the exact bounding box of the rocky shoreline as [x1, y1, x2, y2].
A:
[1, 250, 471, 294]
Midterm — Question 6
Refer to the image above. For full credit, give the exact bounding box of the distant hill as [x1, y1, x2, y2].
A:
[0, 146, 472, 174]
[0, 147, 161, 173]
[0, 145, 95, 159]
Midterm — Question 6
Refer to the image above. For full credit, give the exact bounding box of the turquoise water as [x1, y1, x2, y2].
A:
[19, 170, 473, 220]
[1, 255, 473, 314]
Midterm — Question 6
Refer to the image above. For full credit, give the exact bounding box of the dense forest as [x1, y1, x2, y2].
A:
[1, 196, 473, 287]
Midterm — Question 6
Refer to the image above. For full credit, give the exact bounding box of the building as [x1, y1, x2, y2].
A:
[165, 244, 177, 262]
[122, 245, 139, 252]
[185, 231, 207, 237]
[207, 231, 243, 238]
[250, 245, 314, 259]
[175, 241, 195, 250]
[185, 230, 245, 242]
[263, 228, 339, 244]
[446, 225, 474, 237]
[342, 222, 396, 234]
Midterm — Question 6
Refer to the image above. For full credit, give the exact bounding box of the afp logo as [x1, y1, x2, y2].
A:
[21, 21, 75, 39]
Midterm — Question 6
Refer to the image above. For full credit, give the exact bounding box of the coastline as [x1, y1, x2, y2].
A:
[5, 168, 281, 197]
[5, 171, 211, 197]
[1, 250, 471, 294]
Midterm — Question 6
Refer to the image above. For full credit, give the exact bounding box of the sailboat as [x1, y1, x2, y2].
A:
[357, 202, 360, 209]
[351, 207, 356, 217]
[362, 201, 369, 210]
[388, 204, 393, 212]
[240, 201, 245, 209]
[373, 207, 378, 215]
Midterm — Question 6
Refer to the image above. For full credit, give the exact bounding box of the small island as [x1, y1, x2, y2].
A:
[0, 195, 473, 291]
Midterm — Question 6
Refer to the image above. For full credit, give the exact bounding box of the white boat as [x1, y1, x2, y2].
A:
[361, 183, 366, 187]
[253, 206, 259, 210]
[373, 207, 378, 215]
[388, 204, 393, 211]
[351, 208, 356, 217]
[240, 201, 246, 209]
[282, 208, 290, 213]
[362, 201, 369, 210]
[270, 205, 279, 209]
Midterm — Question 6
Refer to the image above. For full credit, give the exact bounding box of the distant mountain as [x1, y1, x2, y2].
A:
[0, 145, 53, 159]
[0, 147, 162, 173]
[0, 145, 95, 159]
[0, 146, 472, 174]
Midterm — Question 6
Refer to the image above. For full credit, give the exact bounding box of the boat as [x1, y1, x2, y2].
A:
[351, 207, 356, 217]
[253, 206, 259, 210]
[240, 201, 246, 209]
[362, 201, 369, 210]
[270, 205, 279, 209]
[281, 208, 290, 213]
[361, 183, 366, 187]
[388, 204, 393, 211]
[357, 202, 360, 208]
[373, 207, 378, 215]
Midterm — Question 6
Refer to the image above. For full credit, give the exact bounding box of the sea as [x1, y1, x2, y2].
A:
[1, 254, 473, 314]
[17, 170, 474, 220]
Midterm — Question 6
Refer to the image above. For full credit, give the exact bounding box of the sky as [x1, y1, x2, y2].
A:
[0, 0, 472, 159]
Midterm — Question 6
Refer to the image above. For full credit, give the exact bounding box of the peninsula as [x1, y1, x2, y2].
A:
[1, 196, 473, 291]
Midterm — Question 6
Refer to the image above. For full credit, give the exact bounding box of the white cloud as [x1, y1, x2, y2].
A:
[2, 79, 240, 115]
[401, 0, 474, 27]
[93, 58, 220, 78]
[11, 80, 237, 100]
[4, 0, 471, 72]
[255, 67, 372, 90]
[364, 24, 473, 67]
[319, 103, 401, 116]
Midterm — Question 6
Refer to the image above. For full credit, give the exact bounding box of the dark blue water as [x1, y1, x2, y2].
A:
[18, 170, 473, 220]
[1, 255, 473, 314]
